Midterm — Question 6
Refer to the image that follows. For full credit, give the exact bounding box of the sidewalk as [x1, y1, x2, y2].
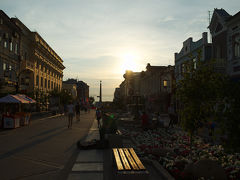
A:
[67, 118, 103, 180]
[67, 117, 167, 180]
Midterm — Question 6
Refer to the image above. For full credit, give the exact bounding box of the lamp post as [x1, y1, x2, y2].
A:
[4, 68, 29, 94]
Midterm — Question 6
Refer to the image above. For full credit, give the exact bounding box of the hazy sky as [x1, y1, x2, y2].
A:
[1, 0, 239, 101]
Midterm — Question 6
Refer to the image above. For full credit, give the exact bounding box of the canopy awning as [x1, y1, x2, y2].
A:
[0, 94, 36, 104]
[17, 94, 36, 103]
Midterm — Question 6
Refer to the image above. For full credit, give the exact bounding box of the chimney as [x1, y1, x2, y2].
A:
[202, 32, 208, 44]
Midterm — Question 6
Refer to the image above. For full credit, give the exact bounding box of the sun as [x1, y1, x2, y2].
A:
[120, 53, 138, 74]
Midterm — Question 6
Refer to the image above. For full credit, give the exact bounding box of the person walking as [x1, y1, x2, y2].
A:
[67, 101, 75, 128]
[75, 102, 80, 122]
[96, 108, 102, 128]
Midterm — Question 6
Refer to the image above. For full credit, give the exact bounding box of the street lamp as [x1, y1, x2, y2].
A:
[4, 68, 29, 94]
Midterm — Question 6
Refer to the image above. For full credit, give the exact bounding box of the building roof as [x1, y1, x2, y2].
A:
[215, 8, 231, 19]
[227, 10, 240, 22]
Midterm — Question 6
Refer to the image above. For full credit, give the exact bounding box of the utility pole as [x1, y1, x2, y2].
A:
[99, 80, 102, 103]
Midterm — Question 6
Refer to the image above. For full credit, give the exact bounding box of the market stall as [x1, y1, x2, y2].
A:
[0, 94, 36, 128]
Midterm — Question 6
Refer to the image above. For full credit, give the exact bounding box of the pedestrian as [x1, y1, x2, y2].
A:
[209, 121, 216, 137]
[168, 105, 175, 128]
[96, 108, 102, 128]
[67, 101, 75, 128]
[75, 102, 80, 122]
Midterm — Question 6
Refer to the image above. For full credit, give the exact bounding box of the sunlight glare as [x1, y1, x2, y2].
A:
[120, 53, 138, 74]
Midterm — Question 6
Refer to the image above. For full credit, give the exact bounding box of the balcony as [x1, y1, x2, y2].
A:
[21, 60, 34, 72]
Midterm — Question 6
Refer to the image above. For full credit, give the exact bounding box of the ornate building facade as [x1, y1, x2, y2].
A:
[0, 10, 21, 94]
[0, 11, 65, 95]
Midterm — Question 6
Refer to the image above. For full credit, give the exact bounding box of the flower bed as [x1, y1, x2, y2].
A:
[121, 127, 240, 180]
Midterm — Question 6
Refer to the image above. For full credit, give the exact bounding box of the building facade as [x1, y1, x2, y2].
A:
[0, 10, 21, 94]
[76, 81, 89, 104]
[175, 32, 212, 81]
[209, 8, 240, 79]
[115, 64, 175, 113]
[140, 64, 175, 113]
[62, 82, 77, 100]
[0, 10, 65, 96]
[63, 79, 89, 104]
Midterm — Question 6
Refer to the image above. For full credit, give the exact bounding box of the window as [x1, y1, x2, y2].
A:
[4, 41, 7, 48]
[10, 42, 13, 51]
[9, 65, 12, 70]
[215, 23, 223, 33]
[163, 80, 168, 87]
[3, 63, 6, 70]
[193, 58, 197, 69]
[51, 81, 53, 89]
[48, 80, 50, 89]
[41, 77, 43, 87]
[181, 63, 185, 73]
[45, 79, 47, 88]
[25, 77, 30, 86]
[234, 44, 240, 57]
[36, 75, 39, 86]
[15, 44, 18, 54]
[234, 35, 240, 58]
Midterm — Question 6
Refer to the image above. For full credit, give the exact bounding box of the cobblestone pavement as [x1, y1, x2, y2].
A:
[0, 111, 95, 180]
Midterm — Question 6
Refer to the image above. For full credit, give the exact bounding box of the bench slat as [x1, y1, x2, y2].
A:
[118, 148, 131, 170]
[113, 148, 124, 171]
[129, 148, 146, 170]
[123, 148, 139, 170]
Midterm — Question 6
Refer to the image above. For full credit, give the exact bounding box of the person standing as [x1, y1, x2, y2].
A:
[75, 102, 80, 122]
[67, 101, 75, 128]
[96, 108, 102, 128]
[168, 105, 175, 128]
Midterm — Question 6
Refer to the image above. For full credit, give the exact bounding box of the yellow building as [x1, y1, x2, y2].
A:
[12, 18, 65, 94]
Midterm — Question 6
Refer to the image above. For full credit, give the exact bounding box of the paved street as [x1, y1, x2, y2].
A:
[0, 111, 95, 180]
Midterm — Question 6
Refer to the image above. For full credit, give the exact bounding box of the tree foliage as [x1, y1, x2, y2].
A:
[49, 89, 73, 105]
[177, 58, 240, 151]
[176, 59, 226, 146]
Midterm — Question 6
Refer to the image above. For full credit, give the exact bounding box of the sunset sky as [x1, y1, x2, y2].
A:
[1, 0, 239, 101]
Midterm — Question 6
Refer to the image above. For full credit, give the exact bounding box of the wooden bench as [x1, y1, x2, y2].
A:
[112, 148, 149, 180]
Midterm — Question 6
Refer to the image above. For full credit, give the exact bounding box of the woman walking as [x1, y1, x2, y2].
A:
[67, 101, 75, 128]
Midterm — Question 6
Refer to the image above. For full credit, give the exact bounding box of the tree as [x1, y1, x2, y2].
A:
[215, 79, 240, 152]
[176, 59, 226, 147]
[49, 89, 73, 105]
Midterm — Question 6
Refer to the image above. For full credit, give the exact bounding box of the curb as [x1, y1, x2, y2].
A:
[151, 160, 175, 180]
